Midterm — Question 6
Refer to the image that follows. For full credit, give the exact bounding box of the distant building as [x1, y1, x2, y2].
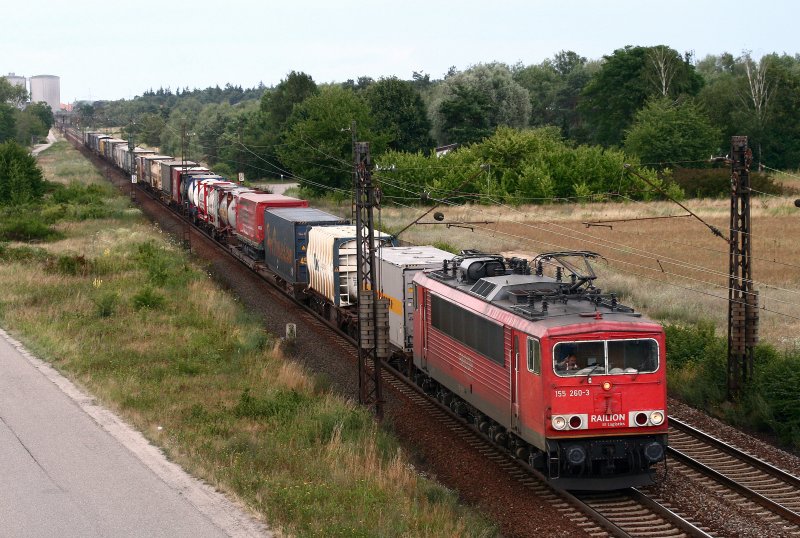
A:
[29, 75, 60, 112]
[4, 72, 26, 90]
[3, 73, 27, 108]
[435, 143, 458, 158]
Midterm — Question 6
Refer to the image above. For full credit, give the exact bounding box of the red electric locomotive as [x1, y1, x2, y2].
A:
[412, 251, 667, 490]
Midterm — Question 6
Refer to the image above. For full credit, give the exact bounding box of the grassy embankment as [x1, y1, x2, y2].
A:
[313, 190, 800, 448]
[0, 140, 496, 537]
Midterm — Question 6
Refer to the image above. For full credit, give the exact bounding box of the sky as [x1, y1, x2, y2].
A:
[3, 0, 798, 104]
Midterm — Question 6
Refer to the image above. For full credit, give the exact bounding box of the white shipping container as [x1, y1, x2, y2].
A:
[307, 225, 393, 307]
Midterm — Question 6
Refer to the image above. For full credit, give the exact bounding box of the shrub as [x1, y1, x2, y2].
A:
[132, 286, 165, 310]
[46, 254, 94, 276]
[0, 243, 49, 262]
[665, 322, 727, 407]
[0, 211, 62, 242]
[672, 167, 781, 198]
[751, 349, 800, 446]
[0, 140, 45, 204]
[93, 291, 119, 317]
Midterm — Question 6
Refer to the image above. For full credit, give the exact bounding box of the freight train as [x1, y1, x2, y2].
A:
[80, 130, 668, 490]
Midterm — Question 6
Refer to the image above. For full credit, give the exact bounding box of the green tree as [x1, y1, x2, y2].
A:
[14, 109, 47, 145]
[260, 71, 318, 129]
[159, 98, 203, 156]
[623, 97, 721, 166]
[431, 63, 531, 145]
[134, 112, 165, 147]
[513, 51, 595, 140]
[0, 104, 16, 143]
[278, 85, 385, 192]
[192, 102, 235, 164]
[365, 77, 433, 153]
[0, 140, 45, 204]
[581, 46, 703, 146]
[697, 52, 800, 169]
[25, 102, 54, 131]
[0, 78, 28, 108]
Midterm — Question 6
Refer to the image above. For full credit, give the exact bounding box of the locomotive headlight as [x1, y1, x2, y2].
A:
[602, 381, 612, 391]
[649, 411, 665, 425]
[552, 416, 567, 430]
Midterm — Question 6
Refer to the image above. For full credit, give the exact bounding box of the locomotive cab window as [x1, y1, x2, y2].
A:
[607, 339, 658, 374]
[527, 338, 541, 375]
[553, 339, 659, 376]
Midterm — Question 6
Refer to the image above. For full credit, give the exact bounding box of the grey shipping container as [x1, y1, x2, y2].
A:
[263, 207, 349, 285]
[376, 246, 455, 351]
[160, 160, 196, 197]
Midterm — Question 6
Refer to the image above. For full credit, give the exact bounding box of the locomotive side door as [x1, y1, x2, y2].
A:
[524, 336, 544, 439]
[510, 333, 524, 432]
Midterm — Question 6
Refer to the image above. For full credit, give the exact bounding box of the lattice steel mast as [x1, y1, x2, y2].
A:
[727, 136, 759, 399]
[354, 136, 388, 419]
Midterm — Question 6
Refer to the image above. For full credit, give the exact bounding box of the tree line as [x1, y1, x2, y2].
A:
[77, 46, 800, 201]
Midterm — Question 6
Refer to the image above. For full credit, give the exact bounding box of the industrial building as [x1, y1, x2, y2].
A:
[29, 75, 61, 111]
[3, 72, 62, 111]
[4, 72, 26, 89]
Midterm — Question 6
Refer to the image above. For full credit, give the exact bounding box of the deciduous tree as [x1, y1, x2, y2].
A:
[365, 77, 433, 153]
[623, 97, 720, 166]
[278, 86, 386, 191]
[0, 140, 45, 204]
[430, 63, 531, 145]
[581, 46, 703, 146]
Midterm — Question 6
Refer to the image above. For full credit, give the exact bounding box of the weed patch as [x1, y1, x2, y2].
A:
[132, 286, 166, 310]
[0, 211, 62, 242]
[45, 254, 94, 276]
[93, 290, 119, 317]
[0, 243, 49, 262]
[234, 388, 310, 420]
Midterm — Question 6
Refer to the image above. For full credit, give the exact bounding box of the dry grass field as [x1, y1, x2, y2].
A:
[328, 194, 800, 350]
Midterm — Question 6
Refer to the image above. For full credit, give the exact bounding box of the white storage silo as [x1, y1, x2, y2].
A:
[3, 73, 27, 107]
[4, 72, 26, 90]
[29, 75, 61, 111]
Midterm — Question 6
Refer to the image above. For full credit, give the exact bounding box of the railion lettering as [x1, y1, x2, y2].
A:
[591, 413, 625, 423]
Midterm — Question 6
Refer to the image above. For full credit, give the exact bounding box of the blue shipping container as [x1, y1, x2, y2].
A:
[263, 207, 349, 285]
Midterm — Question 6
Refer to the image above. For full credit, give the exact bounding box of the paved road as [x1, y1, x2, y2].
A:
[0, 329, 269, 537]
[30, 129, 58, 156]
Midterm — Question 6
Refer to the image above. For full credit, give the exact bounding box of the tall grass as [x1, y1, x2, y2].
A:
[0, 133, 496, 536]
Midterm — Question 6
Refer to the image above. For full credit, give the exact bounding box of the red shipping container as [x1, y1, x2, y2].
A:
[235, 193, 308, 249]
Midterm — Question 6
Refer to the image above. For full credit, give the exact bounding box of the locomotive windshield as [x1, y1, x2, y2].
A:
[553, 339, 659, 376]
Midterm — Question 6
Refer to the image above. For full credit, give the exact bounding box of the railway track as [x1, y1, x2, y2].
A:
[66, 129, 782, 537]
[668, 417, 800, 533]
